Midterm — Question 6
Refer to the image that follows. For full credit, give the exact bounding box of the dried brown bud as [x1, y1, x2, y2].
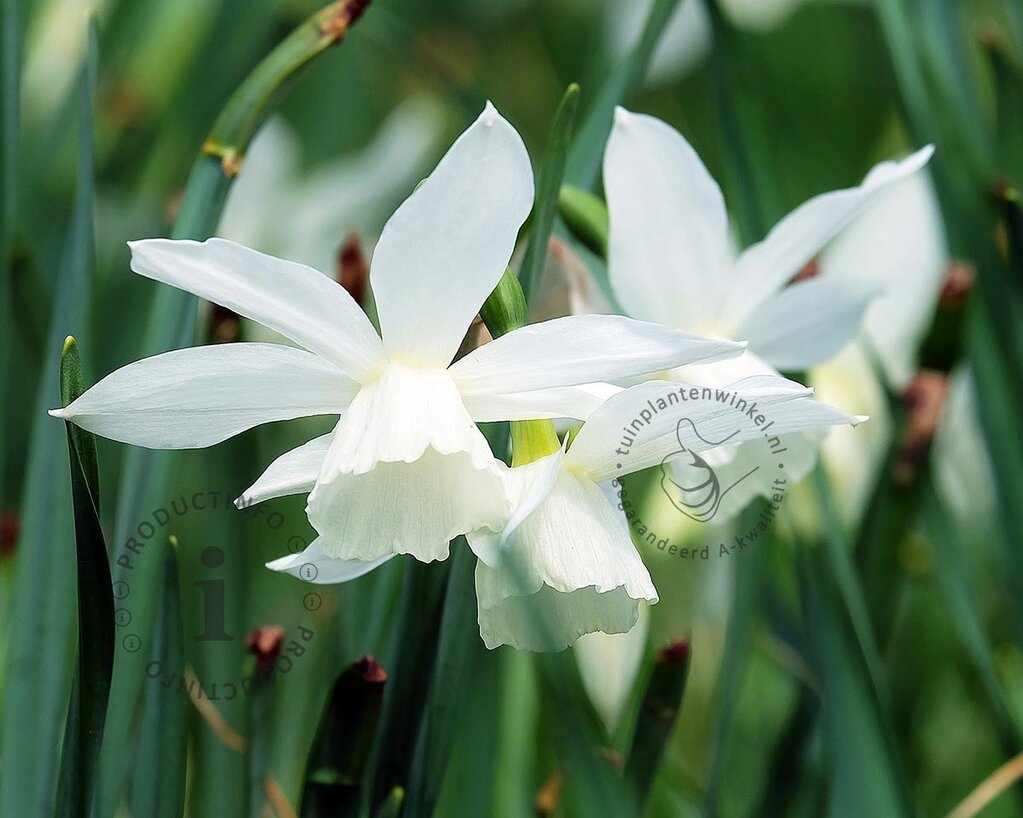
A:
[320, 0, 372, 41]
[454, 314, 493, 361]
[353, 654, 387, 685]
[893, 370, 949, 486]
[535, 769, 564, 815]
[658, 636, 691, 665]
[245, 625, 286, 672]
[939, 261, 975, 308]
[0, 512, 19, 555]
[336, 232, 369, 308]
[532, 236, 611, 321]
[211, 303, 240, 343]
[790, 257, 821, 285]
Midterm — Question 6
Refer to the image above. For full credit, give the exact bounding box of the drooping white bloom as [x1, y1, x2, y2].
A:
[819, 168, 947, 390]
[52, 103, 747, 576]
[599, 108, 933, 520]
[806, 171, 948, 524]
[469, 377, 865, 651]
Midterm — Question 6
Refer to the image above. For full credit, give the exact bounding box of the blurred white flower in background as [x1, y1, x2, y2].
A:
[809, 168, 948, 524]
[574, 603, 650, 732]
[602, 0, 863, 87]
[220, 96, 446, 275]
[604, 0, 711, 84]
[932, 369, 998, 533]
[600, 107, 932, 521]
[22, 0, 115, 124]
[820, 170, 947, 389]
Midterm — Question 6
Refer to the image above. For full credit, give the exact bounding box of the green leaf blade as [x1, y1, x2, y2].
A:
[563, 0, 682, 190]
[518, 83, 580, 309]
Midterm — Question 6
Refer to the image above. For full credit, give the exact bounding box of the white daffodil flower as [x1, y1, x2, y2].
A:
[52, 103, 747, 577]
[600, 107, 933, 520]
[468, 376, 865, 651]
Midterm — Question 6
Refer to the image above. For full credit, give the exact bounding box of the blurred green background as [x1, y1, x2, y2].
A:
[3, 0, 1023, 816]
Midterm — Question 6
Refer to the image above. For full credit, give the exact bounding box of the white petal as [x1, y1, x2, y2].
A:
[235, 433, 332, 507]
[723, 145, 934, 330]
[49, 343, 356, 449]
[467, 445, 566, 567]
[662, 428, 824, 524]
[129, 238, 385, 382]
[462, 382, 621, 423]
[565, 376, 862, 482]
[370, 102, 533, 368]
[449, 314, 744, 399]
[306, 367, 508, 562]
[474, 471, 657, 652]
[737, 273, 881, 371]
[604, 108, 733, 329]
[267, 537, 393, 584]
[276, 97, 446, 274]
[821, 170, 947, 388]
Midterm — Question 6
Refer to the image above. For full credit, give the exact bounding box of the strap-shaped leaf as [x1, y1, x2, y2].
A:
[0, 23, 97, 818]
[519, 84, 580, 309]
[55, 336, 115, 818]
[563, 0, 682, 190]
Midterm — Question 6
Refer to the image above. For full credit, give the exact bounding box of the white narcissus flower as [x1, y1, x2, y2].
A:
[52, 103, 747, 577]
[600, 107, 933, 520]
[469, 377, 865, 651]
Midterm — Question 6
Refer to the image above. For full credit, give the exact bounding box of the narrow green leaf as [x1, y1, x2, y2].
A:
[795, 546, 911, 818]
[557, 185, 609, 258]
[563, 0, 682, 190]
[809, 466, 891, 714]
[535, 650, 639, 817]
[55, 336, 115, 818]
[984, 31, 1023, 187]
[59, 337, 99, 506]
[0, 0, 21, 510]
[403, 543, 482, 818]
[97, 5, 375, 812]
[701, 520, 769, 818]
[0, 22, 95, 817]
[968, 189, 1023, 645]
[129, 540, 186, 818]
[361, 561, 449, 814]
[479, 268, 527, 340]
[625, 639, 691, 806]
[705, 0, 766, 240]
[518, 83, 580, 309]
[922, 477, 1023, 752]
[491, 652, 540, 818]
